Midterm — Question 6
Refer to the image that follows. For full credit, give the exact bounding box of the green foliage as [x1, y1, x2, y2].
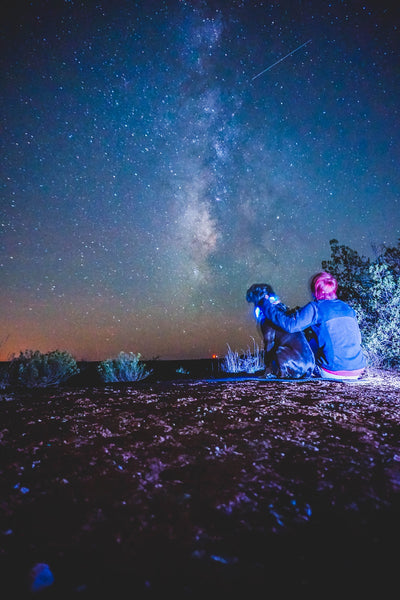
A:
[321, 238, 371, 305]
[379, 241, 400, 279]
[353, 263, 400, 368]
[322, 238, 400, 369]
[97, 351, 152, 382]
[8, 349, 79, 388]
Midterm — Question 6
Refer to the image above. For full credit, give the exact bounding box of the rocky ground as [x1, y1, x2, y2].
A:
[1, 367, 400, 598]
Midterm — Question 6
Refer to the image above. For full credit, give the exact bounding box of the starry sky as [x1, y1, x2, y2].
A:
[1, 0, 399, 361]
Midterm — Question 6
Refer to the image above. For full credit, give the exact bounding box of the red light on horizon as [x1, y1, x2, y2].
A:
[212, 354, 218, 359]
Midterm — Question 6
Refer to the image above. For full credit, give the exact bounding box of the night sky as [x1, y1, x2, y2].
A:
[1, 0, 399, 361]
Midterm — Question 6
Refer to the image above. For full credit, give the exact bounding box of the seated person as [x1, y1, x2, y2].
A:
[257, 271, 367, 380]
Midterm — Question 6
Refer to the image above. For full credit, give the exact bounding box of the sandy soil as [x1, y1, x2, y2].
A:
[1, 367, 400, 598]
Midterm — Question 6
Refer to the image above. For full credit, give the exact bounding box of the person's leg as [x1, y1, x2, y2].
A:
[320, 367, 365, 381]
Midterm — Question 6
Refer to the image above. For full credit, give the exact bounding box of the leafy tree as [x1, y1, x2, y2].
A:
[321, 239, 371, 305]
[322, 239, 400, 369]
[356, 262, 400, 368]
[377, 239, 400, 278]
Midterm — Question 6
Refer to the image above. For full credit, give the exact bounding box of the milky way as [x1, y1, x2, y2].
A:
[1, 0, 399, 360]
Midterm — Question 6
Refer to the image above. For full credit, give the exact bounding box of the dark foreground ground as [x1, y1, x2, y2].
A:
[1, 365, 400, 598]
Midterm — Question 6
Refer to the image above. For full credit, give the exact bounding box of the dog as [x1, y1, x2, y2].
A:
[246, 283, 315, 379]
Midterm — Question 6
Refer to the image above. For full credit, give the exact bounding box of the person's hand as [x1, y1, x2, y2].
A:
[264, 294, 280, 305]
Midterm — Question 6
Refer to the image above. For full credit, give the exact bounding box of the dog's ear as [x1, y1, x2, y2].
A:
[263, 284, 275, 297]
[246, 285, 255, 303]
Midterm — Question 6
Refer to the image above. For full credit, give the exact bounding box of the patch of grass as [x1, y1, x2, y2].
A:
[221, 338, 264, 374]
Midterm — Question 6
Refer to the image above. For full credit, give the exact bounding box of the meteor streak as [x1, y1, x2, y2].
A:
[252, 39, 312, 81]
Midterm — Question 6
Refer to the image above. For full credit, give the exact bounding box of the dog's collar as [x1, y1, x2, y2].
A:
[255, 297, 280, 317]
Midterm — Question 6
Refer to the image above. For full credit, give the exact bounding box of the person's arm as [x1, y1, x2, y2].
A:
[258, 298, 317, 333]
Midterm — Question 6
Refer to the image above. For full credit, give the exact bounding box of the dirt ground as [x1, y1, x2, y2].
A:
[1, 367, 400, 598]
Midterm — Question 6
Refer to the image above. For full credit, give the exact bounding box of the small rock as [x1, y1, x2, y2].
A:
[29, 563, 54, 593]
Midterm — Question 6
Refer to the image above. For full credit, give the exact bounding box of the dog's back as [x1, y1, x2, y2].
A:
[246, 283, 315, 379]
[260, 317, 315, 378]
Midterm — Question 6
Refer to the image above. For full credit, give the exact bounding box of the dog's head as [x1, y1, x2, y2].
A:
[246, 283, 276, 305]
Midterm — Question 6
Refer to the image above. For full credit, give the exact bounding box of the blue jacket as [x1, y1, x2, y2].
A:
[258, 298, 367, 372]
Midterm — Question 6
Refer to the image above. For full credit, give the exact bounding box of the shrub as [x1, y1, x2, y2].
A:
[322, 238, 400, 369]
[352, 263, 400, 368]
[0, 366, 9, 390]
[222, 339, 264, 374]
[97, 351, 152, 382]
[176, 366, 190, 375]
[8, 349, 79, 388]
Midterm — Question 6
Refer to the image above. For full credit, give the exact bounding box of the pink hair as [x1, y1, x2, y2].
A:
[310, 271, 338, 300]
